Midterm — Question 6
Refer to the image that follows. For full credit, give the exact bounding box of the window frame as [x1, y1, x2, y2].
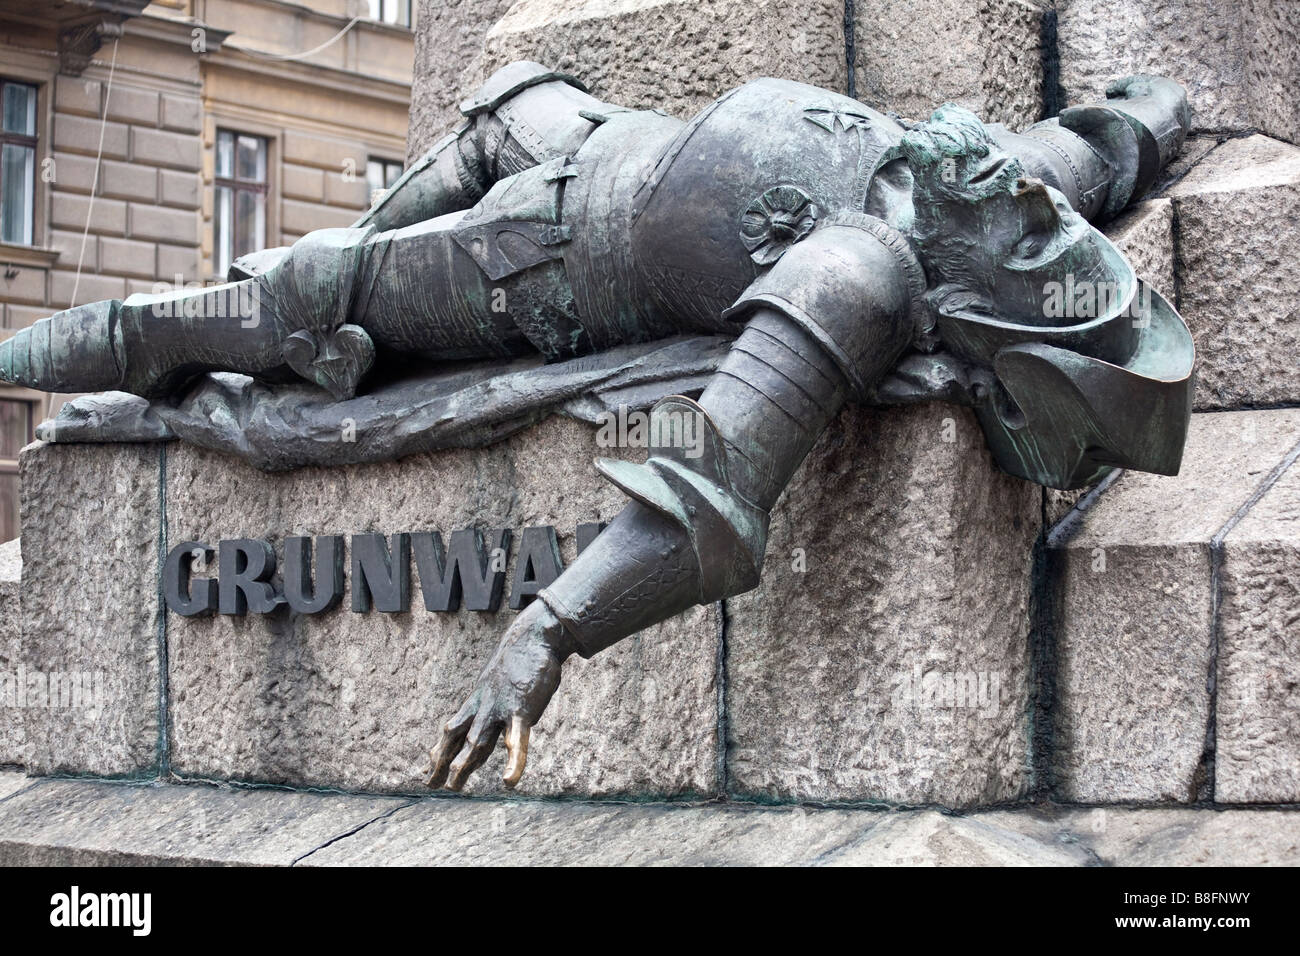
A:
[213, 128, 270, 278]
[0, 396, 35, 543]
[0, 78, 40, 248]
[368, 0, 413, 29]
[366, 156, 404, 193]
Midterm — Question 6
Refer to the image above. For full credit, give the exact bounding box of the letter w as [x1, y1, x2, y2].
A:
[412, 529, 511, 612]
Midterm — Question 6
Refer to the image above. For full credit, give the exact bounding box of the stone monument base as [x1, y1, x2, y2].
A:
[10, 404, 1040, 807]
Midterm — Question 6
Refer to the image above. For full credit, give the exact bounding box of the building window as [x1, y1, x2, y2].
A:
[0, 80, 38, 246]
[214, 129, 267, 277]
[367, 157, 403, 194]
[367, 0, 412, 28]
[0, 397, 34, 542]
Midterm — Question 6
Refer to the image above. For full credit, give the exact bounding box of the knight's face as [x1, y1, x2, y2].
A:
[928, 169, 1130, 329]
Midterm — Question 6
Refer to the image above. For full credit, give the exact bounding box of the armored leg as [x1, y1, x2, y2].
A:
[356, 61, 613, 232]
[0, 226, 380, 399]
[990, 74, 1191, 222]
[534, 309, 854, 657]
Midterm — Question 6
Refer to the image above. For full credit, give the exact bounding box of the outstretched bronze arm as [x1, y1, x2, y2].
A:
[427, 223, 919, 789]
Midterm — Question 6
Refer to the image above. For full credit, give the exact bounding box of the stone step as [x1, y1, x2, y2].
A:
[1046, 408, 1300, 803]
[1164, 133, 1300, 410]
[1095, 133, 1300, 412]
[0, 772, 1296, 865]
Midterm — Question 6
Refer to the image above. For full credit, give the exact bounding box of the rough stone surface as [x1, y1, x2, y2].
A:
[726, 403, 1040, 807]
[0, 771, 30, 801]
[306, 798, 875, 866]
[1063, 806, 1300, 865]
[0, 539, 22, 767]
[477, 0, 848, 121]
[165, 416, 720, 799]
[1105, 198, 1175, 296]
[1150, 133, 1222, 195]
[1047, 410, 1300, 802]
[4, 777, 1297, 865]
[408, 0, 516, 159]
[18, 442, 162, 778]
[0, 778, 404, 866]
[1168, 135, 1300, 410]
[1244, 0, 1300, 145]
[854, 0, 1046, 128]
[825, 809, 1091, 865]
[1057, 0, 1248, 132]
[1217, 456, 1300, 803]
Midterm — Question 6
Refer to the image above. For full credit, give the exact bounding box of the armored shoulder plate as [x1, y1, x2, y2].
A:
[721, 219, 917, 398]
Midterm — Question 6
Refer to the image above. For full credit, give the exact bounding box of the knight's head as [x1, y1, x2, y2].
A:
[899, 104, 1135, 340]
[895, 105, 1195, 491]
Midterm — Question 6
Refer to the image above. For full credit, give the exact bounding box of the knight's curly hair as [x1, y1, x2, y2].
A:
[900, 104, 1026, 307]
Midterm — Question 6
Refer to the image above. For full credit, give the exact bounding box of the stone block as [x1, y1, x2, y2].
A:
[48, 271, 126, 309]
[1216, 455, 1300, 802]
[54, 77, 102, 117]
[105, 85, 159, 127]
[18, 442, 163, 778]
[478, 0, 848, 121]
[1167, 134, 1300, 410]
[98, 236, 158, 279]
[163, 416, 721, 799]
[0, 778, 403, 866]
[130, 126, 201, 171]
[48, 153, 99, 195]
[1046, 409, 1300, 802]
[281, 198, 360, 236]
[47, 229, 93, 271]
[1244, 0, 1300, 145]
[127, 203, 198, 245]
[156, 242, 201, 282]
[50, 192, 126, 235]
[854, 0, 1046, 128]
[281, 163, 325, 202]
[0, 539, 23, 767]
[1104, 198, 1174, 296]
[282, 129, 364, 172]
[53, 114, 128, 159]
[324, 170, 370, 210]
[159, 169, 200, 209]
[725, 403, 1040, 807]
[99, 159, 158, 203]
[0, 267, 46, 307]
[409, 0, 516, 157]
[160, 93, 204, 135]
[1056, 0, 1249, 132]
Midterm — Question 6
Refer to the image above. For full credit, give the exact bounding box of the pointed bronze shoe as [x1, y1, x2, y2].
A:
[0, 300, 125, 393]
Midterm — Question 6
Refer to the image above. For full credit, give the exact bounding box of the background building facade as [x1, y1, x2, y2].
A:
[0, 0, 415, 540]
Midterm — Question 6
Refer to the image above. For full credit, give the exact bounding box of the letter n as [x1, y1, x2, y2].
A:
[351, 533, 411, 613]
